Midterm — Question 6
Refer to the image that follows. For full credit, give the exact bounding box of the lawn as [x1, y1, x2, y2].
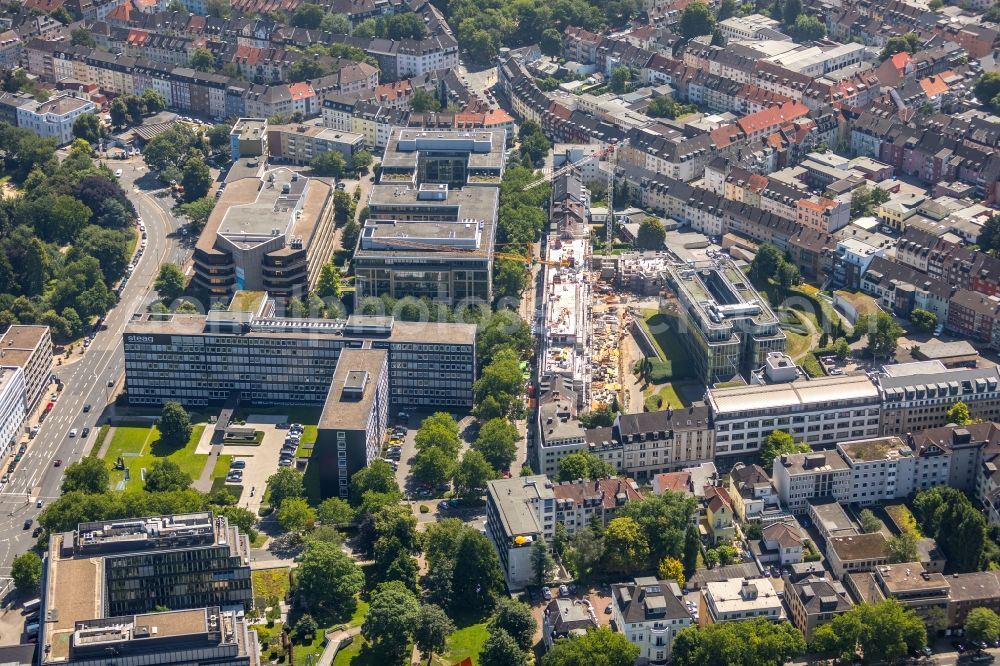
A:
[642, 383, 686, 412]
[296, 425, 318, 457]
[332, 636, 382, 666]
[251, 568, 291, 606]
[102, 424, 208, 491]
[784, 329, 812, 359]
[431, 620, 489, 666]
[212, 454, 232, 482]
[638, 310, 695, 382]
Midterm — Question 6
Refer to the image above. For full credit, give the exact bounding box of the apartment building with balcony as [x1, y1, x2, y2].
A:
[611, 577, 693, 665]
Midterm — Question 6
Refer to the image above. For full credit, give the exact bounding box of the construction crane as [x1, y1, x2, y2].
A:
[521, 142, 618, 192]
[371, 236, 572, 267]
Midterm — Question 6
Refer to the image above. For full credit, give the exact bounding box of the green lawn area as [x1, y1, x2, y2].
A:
[102, 424, 208, 491]
[348, 600, 369, 628]
[638, 310, 695, 381]
[643, 383, 686, 412]
[296, 425, 318, 457]
[784, 329, 811, 359]
[251, 568, 291, 605]
[212, 454, 232, 482]
[332, 636, 379, 666]
[431, 620, 489, 666]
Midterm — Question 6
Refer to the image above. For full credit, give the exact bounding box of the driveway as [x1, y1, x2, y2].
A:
[209, 415, 295, 513]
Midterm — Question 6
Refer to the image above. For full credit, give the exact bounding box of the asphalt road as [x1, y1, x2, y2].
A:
[0, 161, 182, 574]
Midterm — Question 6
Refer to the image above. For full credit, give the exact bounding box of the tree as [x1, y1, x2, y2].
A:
[657, 556, 685, 588]
[782, 0, 802, 24]
[531, 538, 556, 586]
[206, 123, 233, 150]
[750, 244, 784, 283]
[858, 509, 882, 534]
[850, 183, 891, 219]
[453, 449, 496, 500]
[635, 217, 666, 250]
[647, 95, 695, 120]
[947, 400, 971, 426]
[316, 497, 353, 525]
[290, 2, 324, 28]
[477, 309, 533, 367]
[791, 14, 825, 40]
[621, 492, 699, 564]
[474, 350, 526, 419]
[351, 150, 373, 174]
[887, 530, 918, 563]
[810, 599, 926, 664]
[473, 418, 519, 472]
[296, 540, 364, 619]
[976, 72, 1000, 110]
[413, 604, 455, 664]
[489, 599, 537, 652]
[70, 27, 96, 47]
[415, 412, 461, 457]
[543, 627, 640, 666]
[144, 460, 192, 492]
[349, 459, 399, 506]
[277, 497, 316, 532]
[557, 451, 616, 482]
[411, 88, 442, 113]
[188, 48, 216, 72]
[760, 430, 809, 470]
[314, 261, 342, 299]
[674, 618, 805, 666]
[72, 113, 104, 145]
[154, 263, 186, 301]
[267, 468, 305, 509]
[11, 552, 41, 595]
[293, 614, 318, 643]
[480, 629, 528, 666]
[181, 153, 212, 202]
[910, 308, 937, 332]
[603, 517, 649, 572]
[158, 401, 191, 446]
[834, 337, 851, 361]
[310, 149, 346, 177]
[683, 523, 699, 575]
[363, 581, 420, 660]
[966, 608, 1000, 646]
[540, 28, 562, 56]
[452, 531, 505, 612]
[320, 12, 349, 33]
[609, 66, 631, 94]
[62, 456, 110, 494]
[863, 311, 903, 360]
[913, 486, 987, 572]
[413, 446, 455, 487]
[777, 261, 800, 289]
[680, 2, 715, 39]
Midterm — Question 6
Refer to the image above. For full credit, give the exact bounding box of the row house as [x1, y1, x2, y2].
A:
[860, 255, 956, 321]
[947, 290, 1000, 349]
[0, 30, 22, 69]
[681, 42, 757, 85]
[736, 101, 811, 143]
[226, 45, 295, 83]
[895, 226, 1000, 297]
[933, 23, 999, 59]
[563, 26, 604, 64]
[596, 39, 653, 77]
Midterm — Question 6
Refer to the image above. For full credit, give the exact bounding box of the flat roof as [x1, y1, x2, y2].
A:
[668, 261, 780, 329]
[704, 578, 782, 614]
[382, 127, 506, 172]
[709, 374, 880, 416]
[839, 437, 911, 463]
[318, 348, 387, 431]
[487, 476, 553, 538]
[0, 324, 48, 351]
[808, 498, 855, 532]
[231, 118, 266, 140]
[875, 563, 949, 594]
[830, 533, 889, 561]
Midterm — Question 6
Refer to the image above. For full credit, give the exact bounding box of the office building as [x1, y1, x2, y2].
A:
[699, 578, 784, 626]
[846, 563, 950, 622]
[485, 475, 555, 591]
[0, 367, 25, 456]
[41, 512, 255, 665]
[16, 94, 96, 145]
[611, 577, 693, 665]
[0, 324, 52, 411]
[192, 167, 333, 299]
[354, 128, 505, 306]
[665, 259, 785, 384]
[773, 451, 851, 515]
[267, 124, 365, 165]
[313, 348, 388, 500]
[878, 361, 1000, 435]
[122, 301, 476, 410]
[784, 575, 852, 640]
[229, 118, 267, 161]
[709, 374, 881, 460]
[826, 533, 889, 579]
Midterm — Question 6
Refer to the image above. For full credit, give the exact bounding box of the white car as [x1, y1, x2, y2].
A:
[68, 429, 77, 438]
[114, 169, 123, 177]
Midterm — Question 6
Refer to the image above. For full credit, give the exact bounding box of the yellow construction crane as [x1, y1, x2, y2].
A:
[370, 237, 571, 267]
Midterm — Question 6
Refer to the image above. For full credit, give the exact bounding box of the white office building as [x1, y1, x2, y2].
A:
[0, 366, 26, 456]
[15, 94, 96, 145]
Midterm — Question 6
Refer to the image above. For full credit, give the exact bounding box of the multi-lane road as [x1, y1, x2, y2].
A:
[0, 160, 185, 574]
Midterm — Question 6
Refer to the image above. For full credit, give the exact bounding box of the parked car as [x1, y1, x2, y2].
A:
[230, 460, 246, 469]
[542, 588, 552, 600]
[558, 585, 569, 597]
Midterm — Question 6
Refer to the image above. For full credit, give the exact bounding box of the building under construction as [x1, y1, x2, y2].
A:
[353, 127, 507, 306]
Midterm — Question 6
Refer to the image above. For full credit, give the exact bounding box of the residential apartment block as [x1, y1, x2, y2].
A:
[784, 575, 853, 640]
[15, 94, 95, 146]
[611, 577, 693, 665]
[698, 578, 784, 626]
[0, 367, 26, 458]
[878, 361, 1000, 435]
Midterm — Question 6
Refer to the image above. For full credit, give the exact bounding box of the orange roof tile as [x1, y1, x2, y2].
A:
[919, 72, 951, 98]
[890, 51, 911, 73]
[288, 82, 314, 100]
[737, 101, 809, 136]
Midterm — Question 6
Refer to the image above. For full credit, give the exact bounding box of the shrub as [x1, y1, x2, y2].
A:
[419, 504, 429, 514]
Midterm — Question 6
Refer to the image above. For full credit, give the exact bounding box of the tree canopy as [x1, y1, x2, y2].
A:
[811, 599, 926, 663]
[674, 618, 806, 666]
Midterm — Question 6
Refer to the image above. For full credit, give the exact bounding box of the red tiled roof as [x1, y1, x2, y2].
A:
[737, 101, 810, 136]
[919, 72, 951, 98]
[288, 82, 314, 100]
[890, 51, 911, 73]
[654, 472, 691, 494]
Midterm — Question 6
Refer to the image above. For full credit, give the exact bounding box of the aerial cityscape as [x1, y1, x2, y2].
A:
[2, 0, 1000, 663]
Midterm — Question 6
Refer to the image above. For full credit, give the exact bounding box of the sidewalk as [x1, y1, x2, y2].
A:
[317, 626, 361, 666]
